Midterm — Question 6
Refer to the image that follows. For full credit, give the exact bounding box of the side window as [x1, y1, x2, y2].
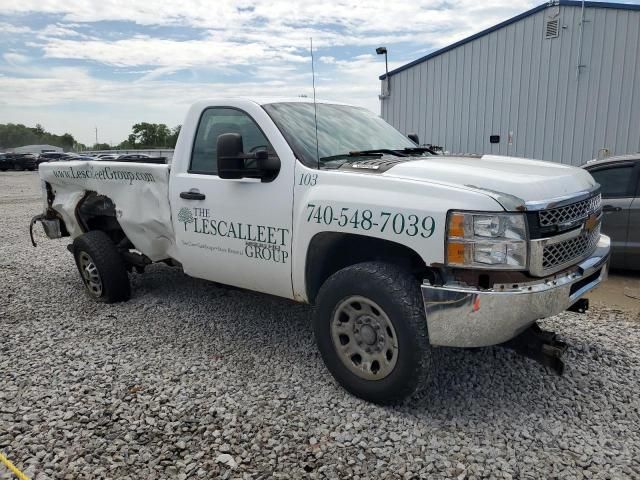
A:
[190, 108, 272, 174]
[589, 165, 634, 199]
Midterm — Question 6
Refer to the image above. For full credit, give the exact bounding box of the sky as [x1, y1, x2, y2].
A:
[0, 0, 635, 146]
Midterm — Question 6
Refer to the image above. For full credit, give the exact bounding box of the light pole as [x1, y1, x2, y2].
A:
[376, 46, 390, 98]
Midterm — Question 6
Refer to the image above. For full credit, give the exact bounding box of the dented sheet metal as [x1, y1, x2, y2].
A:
[39, 161, 175, 261]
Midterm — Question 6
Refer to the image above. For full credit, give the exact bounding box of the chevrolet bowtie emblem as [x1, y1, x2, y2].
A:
[584, 212, 599, 232]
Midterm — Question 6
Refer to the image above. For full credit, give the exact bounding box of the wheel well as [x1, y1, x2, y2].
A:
[305, 232, 430, 304]
[76, 192, 127, 246]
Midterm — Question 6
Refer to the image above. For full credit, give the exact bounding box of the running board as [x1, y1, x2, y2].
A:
[499, 323, 568, 375]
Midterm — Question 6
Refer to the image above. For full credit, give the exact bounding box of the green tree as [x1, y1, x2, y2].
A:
[168, 125, 181, 148]
[130, 122, 177, 148]
[0, 123, 76, 151]
[60, 133, 75, 149]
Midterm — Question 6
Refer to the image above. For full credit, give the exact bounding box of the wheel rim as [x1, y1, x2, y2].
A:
[330, 296, 398, 380]
[78, 251, 103, 297]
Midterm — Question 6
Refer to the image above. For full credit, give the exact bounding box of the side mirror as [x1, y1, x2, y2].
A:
[217, 133, 245, 179]
[217, 132, 281, 181]
[408, 133, 419, 144]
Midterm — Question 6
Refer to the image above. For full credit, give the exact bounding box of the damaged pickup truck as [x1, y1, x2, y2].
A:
[32, 98, 610, 404]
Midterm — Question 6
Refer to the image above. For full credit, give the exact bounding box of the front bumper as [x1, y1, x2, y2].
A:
[422, 234, 610, 348]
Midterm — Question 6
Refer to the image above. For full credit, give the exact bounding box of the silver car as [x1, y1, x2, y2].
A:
[583, 154, 640, 270]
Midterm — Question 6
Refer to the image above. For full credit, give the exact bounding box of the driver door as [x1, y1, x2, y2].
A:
[170, 106, 294, 298]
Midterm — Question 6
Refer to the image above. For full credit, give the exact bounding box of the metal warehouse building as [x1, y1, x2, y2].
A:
[379, 1, 640, 166]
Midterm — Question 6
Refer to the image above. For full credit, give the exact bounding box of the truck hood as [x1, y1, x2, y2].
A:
[382, 154, 597, 210]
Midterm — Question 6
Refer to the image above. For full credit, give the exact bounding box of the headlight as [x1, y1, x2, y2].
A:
[446, 211, 528, 269]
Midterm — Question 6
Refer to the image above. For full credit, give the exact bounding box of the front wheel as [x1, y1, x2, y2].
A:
[313, 262, 431, 405]
[73, 231, 131, 303]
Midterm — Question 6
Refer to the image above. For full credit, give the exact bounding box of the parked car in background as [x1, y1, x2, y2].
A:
[95, 154, 119, 160]
[0, 153, 37, 171]
[117, 153, 166, 164]
[118, 153, 150, 160]
[583, 154, 640, 270]
[56, 154, 95, 161]
[0, 153, 9, 170]
[41, 155, 70, 163]
[38, 152, 66, 164]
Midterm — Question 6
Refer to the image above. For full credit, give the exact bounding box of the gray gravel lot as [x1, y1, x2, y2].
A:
[1, 171, 639, 480]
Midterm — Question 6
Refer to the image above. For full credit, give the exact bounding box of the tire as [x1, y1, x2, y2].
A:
[73, 230, 131, 303]
[313, 261, 430, 405]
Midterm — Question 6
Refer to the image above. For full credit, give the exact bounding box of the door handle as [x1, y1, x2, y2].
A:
[602, 205, 621, 212]
[180, 191, 206, 200]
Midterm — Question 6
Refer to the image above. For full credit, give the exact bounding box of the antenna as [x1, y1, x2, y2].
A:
[310, 37, 320, 170]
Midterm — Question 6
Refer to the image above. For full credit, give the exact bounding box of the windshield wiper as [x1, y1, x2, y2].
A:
[320, 149, 413, 162]
[399, 146, 439, 155]
[402, 146, 440, 155]
[319, 146, 439, 163]
[350, 149, 409, 157]
[319, 151, 385, 162]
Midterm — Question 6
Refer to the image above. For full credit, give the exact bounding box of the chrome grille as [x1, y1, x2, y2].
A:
[538, 194, 601, 227]
[542, 224, 601, 270]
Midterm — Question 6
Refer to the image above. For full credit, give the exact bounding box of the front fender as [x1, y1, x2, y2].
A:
[290, 165, 504, 300]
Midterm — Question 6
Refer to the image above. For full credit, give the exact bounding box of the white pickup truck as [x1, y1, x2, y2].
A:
[32, 98, 610, 404]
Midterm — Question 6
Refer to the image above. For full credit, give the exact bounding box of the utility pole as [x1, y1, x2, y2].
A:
[95, 127, 98, 146]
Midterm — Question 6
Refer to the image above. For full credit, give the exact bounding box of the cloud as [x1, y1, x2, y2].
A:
[0, 0, 548, 144]
[0, 22, 33, 34]
[1, 1, 537, 42]
[39, 23, 87, 38]
[1, 1, 536, 32]
[41, 35, 309, 68]
[3, 52, 30, 65]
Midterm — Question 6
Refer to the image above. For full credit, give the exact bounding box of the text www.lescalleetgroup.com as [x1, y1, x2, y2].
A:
[51, 166, 155, 184]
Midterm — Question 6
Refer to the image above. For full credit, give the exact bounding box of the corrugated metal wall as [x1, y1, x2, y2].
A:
[381, 5, 640, 165]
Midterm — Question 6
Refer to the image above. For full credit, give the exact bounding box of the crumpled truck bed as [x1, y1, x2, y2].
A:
[39, 161, 175, 261]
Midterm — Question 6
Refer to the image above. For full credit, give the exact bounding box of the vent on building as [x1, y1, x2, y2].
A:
[545, 18, 559, 38]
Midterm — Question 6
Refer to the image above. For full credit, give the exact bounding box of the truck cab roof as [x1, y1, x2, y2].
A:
[190, 97, 352, 108]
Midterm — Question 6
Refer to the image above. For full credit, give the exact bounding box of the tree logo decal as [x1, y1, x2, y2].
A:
[177, 207, 194, 231]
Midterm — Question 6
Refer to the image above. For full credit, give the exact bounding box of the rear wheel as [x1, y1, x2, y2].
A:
[313, 262, 430, 405]
[73, 231, 131, 303]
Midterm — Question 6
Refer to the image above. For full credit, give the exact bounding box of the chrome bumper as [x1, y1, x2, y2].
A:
[422, 234, 610, 348]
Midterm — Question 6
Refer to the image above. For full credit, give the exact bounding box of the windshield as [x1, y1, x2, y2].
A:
[262, 102, 417, 168]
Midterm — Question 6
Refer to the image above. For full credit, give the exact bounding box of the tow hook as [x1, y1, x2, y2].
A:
[499, 323, 568, 375]
[567, 298, 589, 314]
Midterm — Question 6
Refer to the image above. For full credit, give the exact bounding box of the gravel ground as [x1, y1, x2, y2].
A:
[1, 171, 639, 480]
